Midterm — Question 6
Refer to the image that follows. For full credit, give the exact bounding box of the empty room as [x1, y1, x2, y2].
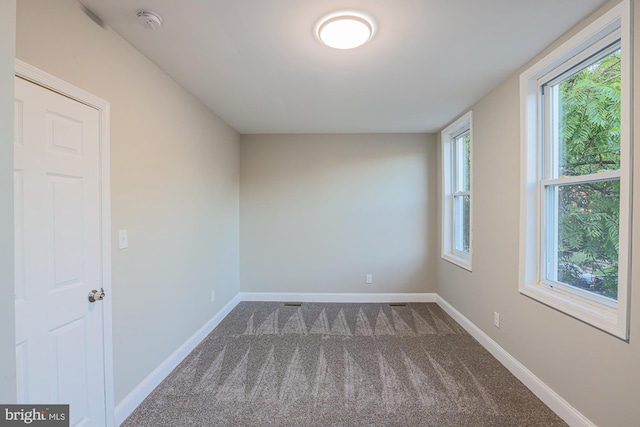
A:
[1, 0, 639, 426]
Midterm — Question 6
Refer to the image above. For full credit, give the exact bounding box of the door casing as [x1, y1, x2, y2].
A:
[15, 59, 114, 426]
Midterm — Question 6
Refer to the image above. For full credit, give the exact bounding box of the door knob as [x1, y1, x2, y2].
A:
[88, 288, 106, 302]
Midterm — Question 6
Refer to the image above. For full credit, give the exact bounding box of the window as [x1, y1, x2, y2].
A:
[441, 111, 472, 270]
[519, 1, 631, 339]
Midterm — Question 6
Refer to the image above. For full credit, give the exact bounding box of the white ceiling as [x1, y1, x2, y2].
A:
[78, 0, 607, 134]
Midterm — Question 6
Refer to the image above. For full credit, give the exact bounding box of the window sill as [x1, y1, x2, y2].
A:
[519, 282, 627, 340]
[442, 252, 472, 272]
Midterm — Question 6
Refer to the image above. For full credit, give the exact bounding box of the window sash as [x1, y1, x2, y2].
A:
[453, 130, 470, 193]
[539, 177, 620, 309]
[453, 192, 470, 255]
[540, 38, 622, 182]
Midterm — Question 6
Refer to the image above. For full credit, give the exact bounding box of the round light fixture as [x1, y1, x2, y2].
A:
[316, 12, 376, 50]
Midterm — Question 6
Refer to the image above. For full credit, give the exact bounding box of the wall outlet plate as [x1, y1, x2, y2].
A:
[118, 229, 128, 249]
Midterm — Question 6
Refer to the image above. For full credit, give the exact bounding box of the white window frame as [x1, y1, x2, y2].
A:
[441, 111, 473, 271]
[519, 0, 632, 339]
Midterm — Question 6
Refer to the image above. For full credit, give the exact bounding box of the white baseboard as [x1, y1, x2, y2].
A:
[114, 293, 241, 426]
[239, 292, 437, 303]
[436, 296, 595, 427]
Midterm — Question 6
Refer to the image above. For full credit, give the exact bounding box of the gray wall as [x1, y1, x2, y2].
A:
[16, 0, 240, 404]
[0, 0, 16, 404]
[240, 134, 437, 294]
[436, 1, 640, 425]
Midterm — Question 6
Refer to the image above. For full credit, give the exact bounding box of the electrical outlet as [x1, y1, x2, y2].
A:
[493, 312, 500, 328]
[211, 291, 216, 302]
[365, 274, 373, 284]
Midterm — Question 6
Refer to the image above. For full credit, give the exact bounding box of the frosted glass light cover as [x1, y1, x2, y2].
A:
[318, 15, 373, 49]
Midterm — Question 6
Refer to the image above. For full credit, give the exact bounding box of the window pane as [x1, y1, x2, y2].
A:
[462, 133, 470, 192]
[454, 194, 470, 253]
[454, 132, 471, 192]
[555, 48, 621, 177]
[547, 180, 620, 300]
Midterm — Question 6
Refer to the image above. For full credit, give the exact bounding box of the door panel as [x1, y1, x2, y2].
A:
[50, 174, 83, 288]
[50, 318, 89, 424]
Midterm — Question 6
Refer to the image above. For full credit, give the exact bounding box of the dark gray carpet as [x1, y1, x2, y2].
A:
[122, 302, 566, 426]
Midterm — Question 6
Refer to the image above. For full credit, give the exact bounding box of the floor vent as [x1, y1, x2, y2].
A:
[283, 302, 303, 307]
[388, 303, 408, 307]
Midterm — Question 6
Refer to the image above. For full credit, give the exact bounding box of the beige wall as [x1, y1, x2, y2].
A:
[16, 0, 240, 404]
[436, 1, 640, 425]
[240, 134, 437, 294]
[0, 0, 16, 404]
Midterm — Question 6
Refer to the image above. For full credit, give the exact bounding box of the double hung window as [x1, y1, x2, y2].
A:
[519, 1, 631, 338]
[442, 112, 472, 270]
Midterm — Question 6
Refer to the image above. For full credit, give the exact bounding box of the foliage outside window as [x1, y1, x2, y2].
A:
[519, 1, 631, 339]
[544, 45, 621, 300]
[441, 112, 472, 271]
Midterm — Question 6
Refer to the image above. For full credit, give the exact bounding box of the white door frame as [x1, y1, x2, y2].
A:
[15, 59, 114, 426]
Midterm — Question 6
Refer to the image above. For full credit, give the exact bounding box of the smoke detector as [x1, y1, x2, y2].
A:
[136, 10, 163, 31]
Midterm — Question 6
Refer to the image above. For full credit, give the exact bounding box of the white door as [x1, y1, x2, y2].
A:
[14, 76, 107, 426]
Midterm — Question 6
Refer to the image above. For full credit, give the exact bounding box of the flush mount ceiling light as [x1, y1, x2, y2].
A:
[316, 12, 376, 49]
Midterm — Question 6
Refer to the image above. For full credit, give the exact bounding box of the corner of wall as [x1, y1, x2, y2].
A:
[0, 0, 17, 404]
